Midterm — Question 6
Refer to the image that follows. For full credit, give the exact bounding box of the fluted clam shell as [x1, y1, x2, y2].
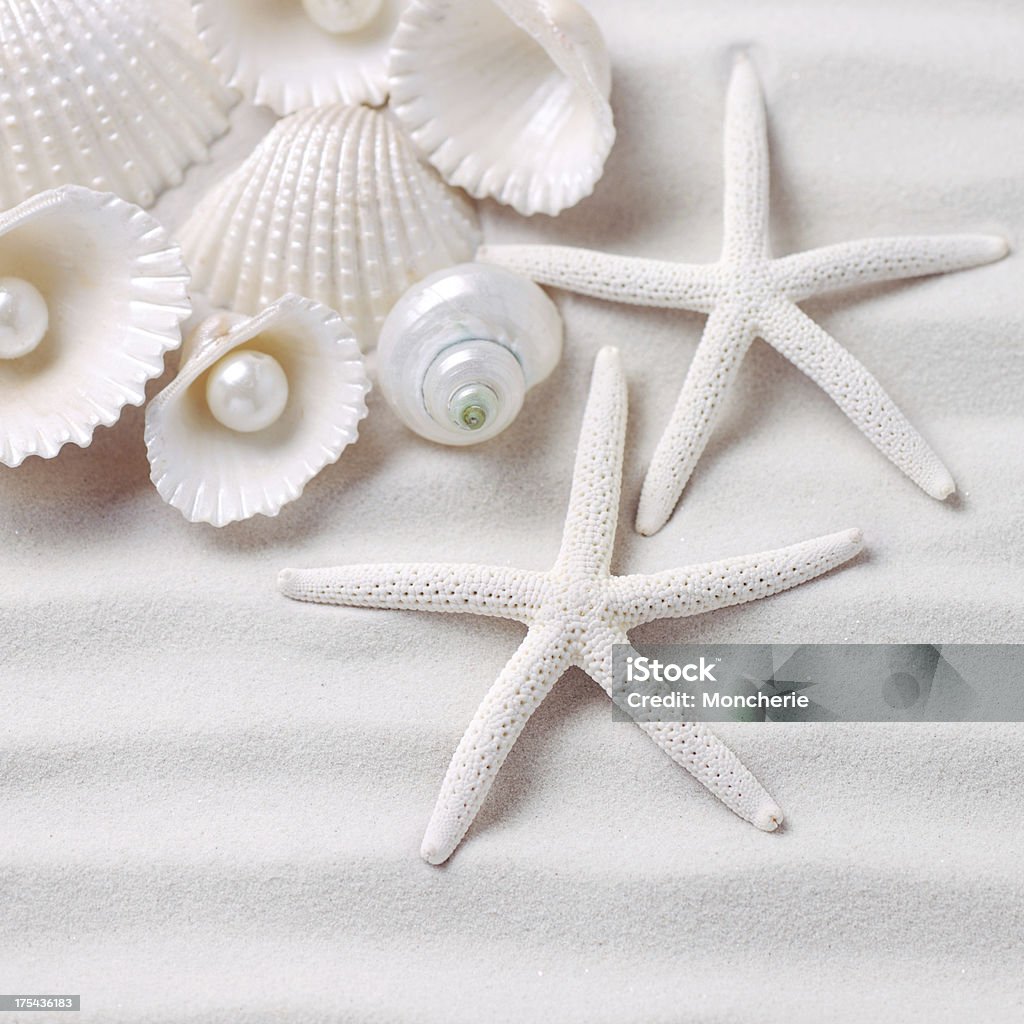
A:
[178, 104, 481, 351]
[0, 0, 237, 210]
[0, 185, 190, 468]
[389, 0, 616, 217]
[191, 0, 404, 115]
[145, 294, 371, 527]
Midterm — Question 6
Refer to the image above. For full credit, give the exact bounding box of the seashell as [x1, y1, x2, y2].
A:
[377, 263, 563, 445]
[178, 104, 481, 352]
[145, 294, 371, 527]
[0, 185, 190, 468]
[302, 0, 384, 33]
[0, 0, 237, 211]
[389, 0, 616, 217]
[190, 0, 404, 115]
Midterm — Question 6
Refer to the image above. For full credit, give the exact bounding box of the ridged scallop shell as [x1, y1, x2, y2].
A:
[190, 0, 404, 115]
[0, 185, 190, 467]
[178, 104, 481, 351]
[145, 294, 371, 527]
[0, 0, 237, 210]
[389, 0, 616, 217]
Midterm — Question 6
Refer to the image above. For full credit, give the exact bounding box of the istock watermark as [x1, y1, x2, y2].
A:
[611, 644, 1024, 723]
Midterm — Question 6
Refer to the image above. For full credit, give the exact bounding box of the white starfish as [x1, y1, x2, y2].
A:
[480, 56, 1008, 536]
[279, 347, 864, 864]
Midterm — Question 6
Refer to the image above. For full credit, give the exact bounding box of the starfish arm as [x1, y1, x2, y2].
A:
[584, 631, 782, 831]
[421, 622, 571, 864]
[278, 563, 544, 622]
[721, 54, 771, 261]
[477, 244, 719, 313]
[555, 346, 628, 576]
[635, 304, 757, 535]
[774, 234, 1009, 300]
[609, 527, 864, 626]
[636, 719, 782, 830]
[759, 299, 956, 499]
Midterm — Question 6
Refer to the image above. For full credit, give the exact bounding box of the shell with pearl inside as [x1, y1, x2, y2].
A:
[145, 294, 370, 527]
[191, 0, 402, 115]
[0, 185, 190, 468]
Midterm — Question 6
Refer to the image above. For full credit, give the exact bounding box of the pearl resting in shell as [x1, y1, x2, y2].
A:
[0, 0, 237, 210]
[0, 185, 190, 467]
[178, 104, 481, 351]
[145, 294, 371, 527]
[389, 0, 616, 216]
[191, 0, 404, 115]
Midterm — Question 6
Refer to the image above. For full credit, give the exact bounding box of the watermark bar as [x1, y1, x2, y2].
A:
[611, 644, 1024, 723]
[0, 996, 79, 1012]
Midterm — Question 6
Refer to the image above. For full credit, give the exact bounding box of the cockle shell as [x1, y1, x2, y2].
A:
[190, 0, 404, 115]
[145, 294, 371, 527]
[0, 0, 237, 210]
[178, 104, 481, 351]
[0, 185, 190, 467]
[389, 0, 615, 217]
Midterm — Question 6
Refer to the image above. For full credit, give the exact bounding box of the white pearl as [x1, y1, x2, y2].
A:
[0, 277, 49, 360]
[302, 0, 383, 33]
[206, 350, 290, 434]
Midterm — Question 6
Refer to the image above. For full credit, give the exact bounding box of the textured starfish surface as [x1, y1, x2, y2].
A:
[480, 56, 1008, 536]
[280, 347, 864, 865]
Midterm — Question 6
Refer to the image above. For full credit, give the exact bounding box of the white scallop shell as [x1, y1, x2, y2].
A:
[0, 0, 237, 210]
[389, 0, 616, 217]
[145, 294, 371, 527]
[190, 0, 404, 115]
[178, 104, 481, 351]
[0, 185, 190, 467]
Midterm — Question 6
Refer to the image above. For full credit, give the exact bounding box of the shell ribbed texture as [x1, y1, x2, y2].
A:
[0, 0, 236, 209]
[179, 105, 481, 351]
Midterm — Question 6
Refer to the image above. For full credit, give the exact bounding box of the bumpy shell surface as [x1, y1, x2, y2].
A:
[145, 294, 371, 527]
[178, 104, 481, 351]
[0, 186, 190, 467]
[0, 0, 237, 210]
[389, 0, 615, 217]
[191, 0, 404, 115]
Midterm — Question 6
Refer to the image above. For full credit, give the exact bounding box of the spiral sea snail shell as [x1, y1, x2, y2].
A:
[377, 263, 563, 446]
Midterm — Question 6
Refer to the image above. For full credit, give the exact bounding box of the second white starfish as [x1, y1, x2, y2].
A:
[280, 347, 863, 864]
[481, 56, 1008, 535]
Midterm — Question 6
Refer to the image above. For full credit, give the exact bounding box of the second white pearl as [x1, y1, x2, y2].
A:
[0, 276, 49, 360]
[302, 0, 383, 33]
[206, 350, 290, 434]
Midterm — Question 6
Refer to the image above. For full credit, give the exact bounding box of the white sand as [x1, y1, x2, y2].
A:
[2, 0, 1024, 1020]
